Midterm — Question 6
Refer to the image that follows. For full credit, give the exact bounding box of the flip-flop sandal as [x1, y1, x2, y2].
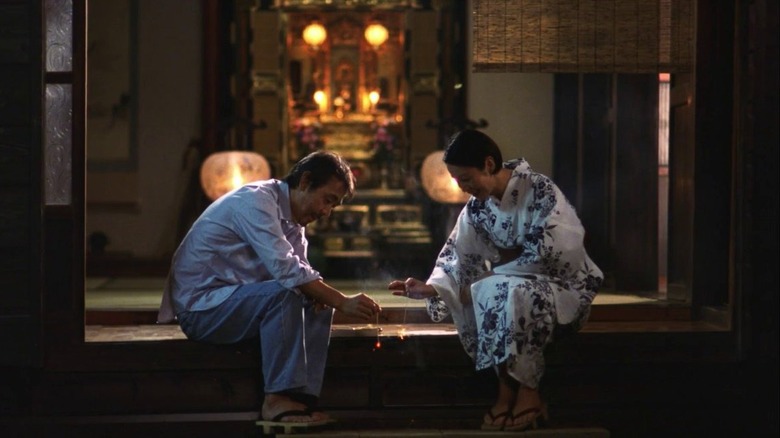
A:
[480, 409, 510, 430]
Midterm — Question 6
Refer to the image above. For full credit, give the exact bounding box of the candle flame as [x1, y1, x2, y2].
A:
[369, 90, 380, 105]
[314, 90, 326, 106]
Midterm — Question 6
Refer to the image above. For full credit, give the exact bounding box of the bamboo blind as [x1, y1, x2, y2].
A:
[473, 0, 694, 73]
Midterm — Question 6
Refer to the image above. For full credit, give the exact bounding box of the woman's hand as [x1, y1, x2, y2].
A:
[388, 277, 437, 300]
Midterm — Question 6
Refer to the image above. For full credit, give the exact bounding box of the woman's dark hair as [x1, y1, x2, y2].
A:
[283, 150, 355, 200]
[443, 129, 503, 174]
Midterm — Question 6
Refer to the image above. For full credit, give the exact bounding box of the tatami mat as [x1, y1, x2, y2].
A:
[85, 277, 659, 311]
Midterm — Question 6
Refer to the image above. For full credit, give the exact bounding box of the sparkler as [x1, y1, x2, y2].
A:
[374, 305, 382, 350]
[398, 283, 409, 340]
[372, 294, 382, 350]
[371, 280, 414, 350]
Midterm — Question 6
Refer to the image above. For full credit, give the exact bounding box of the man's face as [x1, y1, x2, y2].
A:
[291, 175, 347, 226]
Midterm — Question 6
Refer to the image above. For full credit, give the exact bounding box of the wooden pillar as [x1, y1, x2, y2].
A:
[406, 9, 439, 167]
[250, 10, 284, 175]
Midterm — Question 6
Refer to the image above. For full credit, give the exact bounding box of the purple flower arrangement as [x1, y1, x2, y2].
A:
[293, 118, 323, 158]
[371, 120, 397, 165]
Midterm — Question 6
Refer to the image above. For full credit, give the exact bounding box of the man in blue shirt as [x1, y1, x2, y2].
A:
[159, 151, 381, 426]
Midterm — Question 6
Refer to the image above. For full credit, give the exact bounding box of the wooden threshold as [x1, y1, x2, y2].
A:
[85, 317, 728, 344]
[85, 301, 692, 326]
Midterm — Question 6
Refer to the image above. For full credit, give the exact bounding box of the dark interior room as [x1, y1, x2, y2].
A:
[1, 0, 777, 436]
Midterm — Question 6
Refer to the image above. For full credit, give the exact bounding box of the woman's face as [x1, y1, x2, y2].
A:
[446, 160, 495, 201]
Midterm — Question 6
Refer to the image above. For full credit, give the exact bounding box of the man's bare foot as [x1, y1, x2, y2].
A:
[262, 393, 325, 423]
[304, 408, 330, 422]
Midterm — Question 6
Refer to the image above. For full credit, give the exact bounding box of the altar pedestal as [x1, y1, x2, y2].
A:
[306, 188, 435, 280]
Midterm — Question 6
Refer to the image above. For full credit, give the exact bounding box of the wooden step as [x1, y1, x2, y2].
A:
[1, 412, 610, 437]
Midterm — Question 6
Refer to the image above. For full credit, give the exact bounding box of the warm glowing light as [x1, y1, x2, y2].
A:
[420, 151, 470, 204]
[200, 151, 271, 201]
[230, 165, 244, 190]
[364, 23, 388, 48]
[302, 22, 327, 48]
[448, 176, 460, 192]
[313, 90, 327, 111]
[368, 90, 380, 106]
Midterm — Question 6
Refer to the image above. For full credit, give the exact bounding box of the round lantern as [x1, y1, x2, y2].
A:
[420, 150, 470, 204]
[200, 151, 271, 201]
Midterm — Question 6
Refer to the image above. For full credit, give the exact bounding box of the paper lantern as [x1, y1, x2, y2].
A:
[200, 151, 271, 201]
[420, 151, 470, 204]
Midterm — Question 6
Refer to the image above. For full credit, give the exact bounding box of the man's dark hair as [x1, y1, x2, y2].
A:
[283, 150, 355, 200]
[443, 129, 503, 174]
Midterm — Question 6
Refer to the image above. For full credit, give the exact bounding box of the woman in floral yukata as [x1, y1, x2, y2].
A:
[389, 129, 603, 432]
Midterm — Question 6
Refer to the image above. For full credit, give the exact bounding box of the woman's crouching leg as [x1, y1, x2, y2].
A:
[506, 281, 557, 389]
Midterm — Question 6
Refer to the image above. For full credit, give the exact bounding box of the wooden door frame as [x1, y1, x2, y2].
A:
[553, 73, 659, 294]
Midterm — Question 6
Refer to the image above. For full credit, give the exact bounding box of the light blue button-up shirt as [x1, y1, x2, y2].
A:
[158, 179, 322, 323]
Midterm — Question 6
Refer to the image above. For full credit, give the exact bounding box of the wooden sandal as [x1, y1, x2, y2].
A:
[504, 404, 548, 432]
[255, 409, 331, 435]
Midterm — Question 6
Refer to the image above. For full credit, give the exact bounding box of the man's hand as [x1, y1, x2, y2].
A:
[312, 301, 330, 313]
[388, 277, 437, 299]
[338, 293, 381, 321]
[298, 280, 380, 320]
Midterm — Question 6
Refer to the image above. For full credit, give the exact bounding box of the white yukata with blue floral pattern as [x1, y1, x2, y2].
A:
[425, 159, 603, 388]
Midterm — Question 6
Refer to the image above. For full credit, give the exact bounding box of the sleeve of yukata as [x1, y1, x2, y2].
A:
[425, 203, 492, 322]
[519, 174, 591, 281]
